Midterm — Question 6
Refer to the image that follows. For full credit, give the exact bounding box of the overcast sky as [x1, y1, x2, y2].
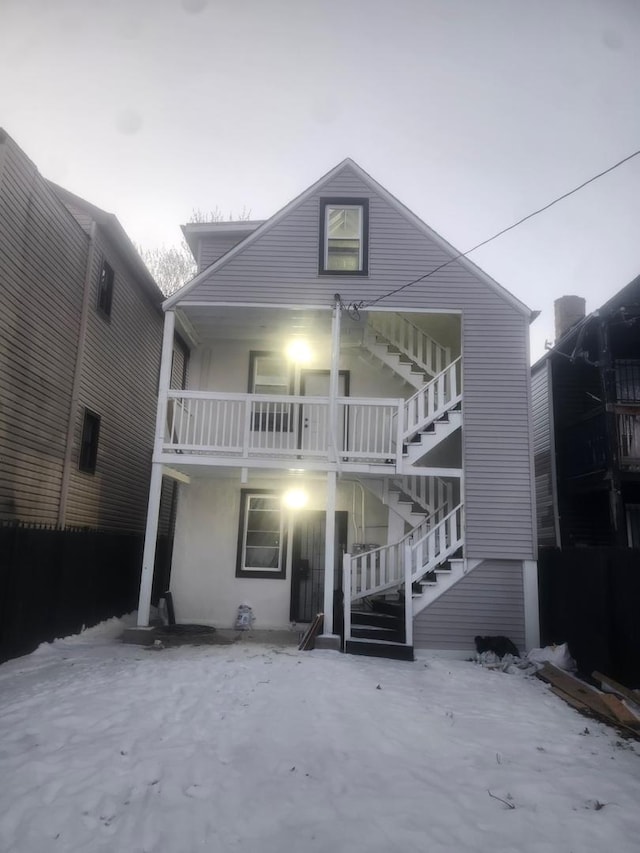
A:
[2, 0, 639, 359]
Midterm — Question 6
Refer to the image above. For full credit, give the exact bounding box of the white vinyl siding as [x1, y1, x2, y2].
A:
[179, 164, 535, 560]
[413, 559, 525, 651]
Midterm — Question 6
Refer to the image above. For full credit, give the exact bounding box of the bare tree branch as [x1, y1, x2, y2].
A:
[137, 239, 196, 296]
[487, 790, 516, 809]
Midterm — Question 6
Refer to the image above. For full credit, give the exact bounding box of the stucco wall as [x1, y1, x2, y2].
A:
[169, 475, 390, 629]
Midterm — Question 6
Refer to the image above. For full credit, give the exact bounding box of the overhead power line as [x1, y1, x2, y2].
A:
[362, 147, 640, 309]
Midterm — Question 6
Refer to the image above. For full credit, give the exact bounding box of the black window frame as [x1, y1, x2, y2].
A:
[319, 197, 369, 276]
[235, 489, 286, 579]
[79, 408, 101, 474]
[97, 259, 115, 319]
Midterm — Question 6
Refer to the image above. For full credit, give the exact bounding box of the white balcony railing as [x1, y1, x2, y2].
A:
[164, 391, 404, 465]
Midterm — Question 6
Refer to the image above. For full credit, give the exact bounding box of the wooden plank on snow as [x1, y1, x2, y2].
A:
[592, 671, 640, 713]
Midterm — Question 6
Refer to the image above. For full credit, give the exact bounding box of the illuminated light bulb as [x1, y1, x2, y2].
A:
[286, 340, 312, 364]
[283, 488, 308, 510]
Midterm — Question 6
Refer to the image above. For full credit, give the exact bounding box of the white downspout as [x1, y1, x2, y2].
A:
[137, 309, 176, 627]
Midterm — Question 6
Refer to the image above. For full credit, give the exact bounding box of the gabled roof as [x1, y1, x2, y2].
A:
[532, 273, 640, 371]
[47, 181, 164, 306]
[165, 158, 533, 317]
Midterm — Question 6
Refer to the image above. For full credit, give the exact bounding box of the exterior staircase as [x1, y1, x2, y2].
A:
[362, 313, 451, 388]
[342, 314, 466, 659]
[362, 475, 453, 527]
[343, 504, 466, 660]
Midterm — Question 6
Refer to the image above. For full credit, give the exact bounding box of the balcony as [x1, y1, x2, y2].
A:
[162, 391, 405, 471]
[616, 408, 640, 468]
[561, 408, 640, 477]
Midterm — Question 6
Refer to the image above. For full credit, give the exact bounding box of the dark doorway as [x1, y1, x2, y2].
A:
[289, 510, 348, 623]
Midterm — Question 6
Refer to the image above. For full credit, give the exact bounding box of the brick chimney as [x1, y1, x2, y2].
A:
[554, 295, 586, 341]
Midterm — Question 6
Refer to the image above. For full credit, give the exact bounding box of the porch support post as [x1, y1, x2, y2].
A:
[320, 470, 338, 640]
[328, 294, 342, 461]
[315, 294, 342, 647]
[137, 309, 176, 628]
[522, 559, 540, 651]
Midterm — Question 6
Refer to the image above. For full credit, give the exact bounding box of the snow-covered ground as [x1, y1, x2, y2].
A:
[1, 620, 639, 853]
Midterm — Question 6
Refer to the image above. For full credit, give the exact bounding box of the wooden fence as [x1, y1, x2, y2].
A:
[538, 547, 640, 686]
[0, 522, 171, 664]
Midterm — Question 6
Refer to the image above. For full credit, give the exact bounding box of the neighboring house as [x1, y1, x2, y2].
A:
[533, 284, 640, 550]
[136, 158, 539, 659]
[0, 128, 183, 536]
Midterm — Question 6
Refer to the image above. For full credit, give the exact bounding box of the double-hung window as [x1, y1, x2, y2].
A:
[249, 351, 293, 431]
[236, 491, 285, 578]
[320, 198, 368, 274]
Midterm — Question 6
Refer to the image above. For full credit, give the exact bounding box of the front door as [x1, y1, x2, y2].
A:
[300, 370, 349, 453]
[289, 510, 348, 623]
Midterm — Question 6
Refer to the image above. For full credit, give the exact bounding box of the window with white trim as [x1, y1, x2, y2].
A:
[236, 491, 285, 578]
[320, 198, 368, 274]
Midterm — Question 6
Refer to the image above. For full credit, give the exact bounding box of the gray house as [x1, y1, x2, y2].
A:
[0, 129, 183, 535]
[137, 158, 539, 659]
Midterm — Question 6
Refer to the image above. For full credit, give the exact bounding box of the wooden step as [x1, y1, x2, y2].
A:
[351, 625, 404, 642]
[351, 610, 400, 629]
[370, 599, 404, 617]
[345, 638, 414, 661]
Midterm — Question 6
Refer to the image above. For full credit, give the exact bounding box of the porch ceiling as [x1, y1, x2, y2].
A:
[177, 305, 366, 344]
[175, 305, 461, 352]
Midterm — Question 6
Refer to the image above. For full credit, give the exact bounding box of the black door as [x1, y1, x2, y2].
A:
[289, 510, 348, 623]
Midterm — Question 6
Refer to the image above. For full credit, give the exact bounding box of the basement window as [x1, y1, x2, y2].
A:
[97, 259, 114, 319]
[236, 491, 285, 578]
[79, 409, 101, 474]
[320, 198, 368, 275]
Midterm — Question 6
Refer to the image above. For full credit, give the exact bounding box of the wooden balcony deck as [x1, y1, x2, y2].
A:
[160, 390, 406, 471]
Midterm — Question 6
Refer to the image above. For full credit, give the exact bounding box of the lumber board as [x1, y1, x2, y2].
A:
[592, 671, 640, 711]
[298, 613, 323, 651]
[538, 665, 614, 719]
[550, 686, 590, 714]
[599, 694, 640, 727]
[539, 665, 640, 739]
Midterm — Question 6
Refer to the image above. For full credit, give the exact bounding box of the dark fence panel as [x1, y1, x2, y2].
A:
[0, 523, 172, 664]
[538, 547, 640, 686]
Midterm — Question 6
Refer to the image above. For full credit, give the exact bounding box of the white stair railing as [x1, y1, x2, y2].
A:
[389, 475, 453, 518]
[343, 502, 464, 647]
[407, 504, 464, 582]
[368, 313, 450, 378]
[403, 357, 462, 442]
[347, 522, 426, 602]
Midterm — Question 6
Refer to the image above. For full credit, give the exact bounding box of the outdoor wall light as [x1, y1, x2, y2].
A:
[285, 339, 312, 364]
[283, 488, 308, 510]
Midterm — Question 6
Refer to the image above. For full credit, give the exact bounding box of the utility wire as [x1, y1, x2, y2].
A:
[360, 147, 640, 309]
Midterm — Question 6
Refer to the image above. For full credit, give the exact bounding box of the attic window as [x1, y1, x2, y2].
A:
[320, 198, 368, 275]
[97, 259, 114, 318]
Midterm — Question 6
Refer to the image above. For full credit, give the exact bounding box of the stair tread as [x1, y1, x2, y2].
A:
[345, 639, 415, 661]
